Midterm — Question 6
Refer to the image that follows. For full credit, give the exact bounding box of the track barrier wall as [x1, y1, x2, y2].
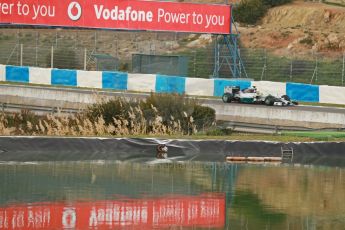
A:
[1, 64, 345, 104]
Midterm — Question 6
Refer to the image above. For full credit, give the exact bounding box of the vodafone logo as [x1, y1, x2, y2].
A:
[68, 2, 82, 21]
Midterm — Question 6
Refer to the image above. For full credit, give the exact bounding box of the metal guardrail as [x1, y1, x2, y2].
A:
[0, 103, 80, 115]
[219, 121, 345, 134]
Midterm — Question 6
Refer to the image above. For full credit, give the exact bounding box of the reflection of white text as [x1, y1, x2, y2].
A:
[0, 208, 51, 229]
[89, 204, 148, 227]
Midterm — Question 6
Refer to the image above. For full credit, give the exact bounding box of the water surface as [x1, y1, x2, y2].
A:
[0, 161, 344, 229]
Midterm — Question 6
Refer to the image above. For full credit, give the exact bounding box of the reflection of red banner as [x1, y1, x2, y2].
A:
[0, 193, 225, 229]
[0, 0, 231, 34]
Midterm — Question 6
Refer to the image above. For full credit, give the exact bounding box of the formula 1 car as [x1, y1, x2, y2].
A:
[222, 86, 298, 106]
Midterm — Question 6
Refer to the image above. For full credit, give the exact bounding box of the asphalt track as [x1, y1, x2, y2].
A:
[1, 83, 345, 114]
[202, 98, 345, 114]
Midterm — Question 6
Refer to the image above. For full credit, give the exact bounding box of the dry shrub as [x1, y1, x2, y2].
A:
[85, 94, 201, 135]
[140, 93, 206, 134]
[0, 114, 15, 135]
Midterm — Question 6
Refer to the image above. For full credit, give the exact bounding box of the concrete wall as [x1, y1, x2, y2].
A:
[1, 64, 345, 105]
[205, 102, 345, 128]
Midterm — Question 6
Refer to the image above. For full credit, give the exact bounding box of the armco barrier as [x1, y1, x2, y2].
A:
[1, 64, 345, 104]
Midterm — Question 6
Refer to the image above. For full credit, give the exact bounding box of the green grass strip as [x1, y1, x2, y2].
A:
[282, 131, 345, 139]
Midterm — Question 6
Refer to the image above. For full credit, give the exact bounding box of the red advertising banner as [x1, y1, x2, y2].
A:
[0, 0, 231, 34]
[0, 193, 225, 229]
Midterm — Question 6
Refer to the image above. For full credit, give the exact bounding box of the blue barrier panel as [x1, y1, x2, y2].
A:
[102, 71, 128, 90]
[155, 75, 186, 94]
[51, 69, 77, 86]
[6, 66, 29, 83]
[213, 79, 251, 97]
[286, 82, 319, 102]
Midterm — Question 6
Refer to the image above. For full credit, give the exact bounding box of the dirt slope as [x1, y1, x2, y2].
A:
[237, 1, 345, 57]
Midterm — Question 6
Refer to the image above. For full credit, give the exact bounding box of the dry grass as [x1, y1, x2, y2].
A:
[0, 105, 196, 137]
[2, 111, 344, 142]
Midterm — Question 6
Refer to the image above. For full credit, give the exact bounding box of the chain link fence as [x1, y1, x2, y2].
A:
[1, 28, 345, 86]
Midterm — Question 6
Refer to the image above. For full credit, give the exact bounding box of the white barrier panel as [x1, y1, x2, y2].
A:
[7, 64, 345, 106]
[252, 81, 286, 97]
[127, 74, 156, 92]
[185, 77, 214, 96]
[77, 70, 102, 89]
[0, 64, 5, 82]
[29, 67, 52, 85]
[319, 85, 345, 105]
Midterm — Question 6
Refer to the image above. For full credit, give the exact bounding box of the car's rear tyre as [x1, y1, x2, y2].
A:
[222, 93, 233, 103]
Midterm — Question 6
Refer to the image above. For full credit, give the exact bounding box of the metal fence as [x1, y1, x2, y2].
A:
[1, 28, 345, 86]
[0, 28, 193, 72]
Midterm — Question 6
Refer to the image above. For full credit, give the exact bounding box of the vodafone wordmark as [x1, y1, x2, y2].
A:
[0, 0, 231, 34]
[94, 5, 153, 22]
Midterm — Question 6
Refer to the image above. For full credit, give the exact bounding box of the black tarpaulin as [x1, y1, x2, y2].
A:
[0, 137, 344, 167]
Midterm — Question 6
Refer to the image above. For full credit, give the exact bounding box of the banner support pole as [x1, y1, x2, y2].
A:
[20, 44, 23, 66]
[51, 46, 54, 69]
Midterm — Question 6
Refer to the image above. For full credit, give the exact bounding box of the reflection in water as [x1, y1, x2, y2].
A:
[0, 161, 344, 229]
[231, 190, 286, 229]
[0, 194, 225, 229]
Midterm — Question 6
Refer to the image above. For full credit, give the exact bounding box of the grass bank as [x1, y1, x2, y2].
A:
[282, 131, 345, 141]
[160, 131, 345, 142]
